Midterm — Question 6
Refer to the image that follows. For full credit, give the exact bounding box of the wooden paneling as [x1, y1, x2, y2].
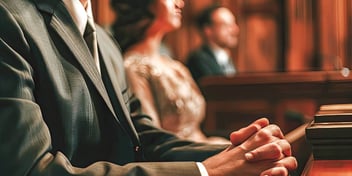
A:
[92, 0, 352, 72]
[318, 0, 351, 71]
[286, 0, 315, 71]
[286, 0, 352, 71]
[236, 0, 284, 72]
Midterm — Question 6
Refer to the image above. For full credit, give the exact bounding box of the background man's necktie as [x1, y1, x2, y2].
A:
[83, 18, 100, 73]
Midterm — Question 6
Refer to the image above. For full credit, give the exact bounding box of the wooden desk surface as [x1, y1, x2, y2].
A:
[302, 156, 352, 176]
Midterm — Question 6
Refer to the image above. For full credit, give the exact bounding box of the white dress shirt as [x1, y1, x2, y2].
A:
[63, 0, 100, 73]
[213, 48, 236, 76]
[62, 0, 92, 35]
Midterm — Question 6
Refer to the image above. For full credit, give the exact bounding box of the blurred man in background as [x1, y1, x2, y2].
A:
[186, 4, 239, 83]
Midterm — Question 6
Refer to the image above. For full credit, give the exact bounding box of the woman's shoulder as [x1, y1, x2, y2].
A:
[124, 53, 158, 78]
[124, 53, 147, 65]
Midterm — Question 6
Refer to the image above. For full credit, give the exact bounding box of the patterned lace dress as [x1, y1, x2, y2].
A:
[124, 54, 229, 144]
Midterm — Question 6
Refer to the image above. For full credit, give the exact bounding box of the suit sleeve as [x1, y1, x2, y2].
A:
[131, 114, 227, 162]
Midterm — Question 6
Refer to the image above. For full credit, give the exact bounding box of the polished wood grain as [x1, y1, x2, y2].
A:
[302, 156, 352, 176]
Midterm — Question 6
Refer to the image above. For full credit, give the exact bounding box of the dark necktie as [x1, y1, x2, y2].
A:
[83, 18, 100, 73]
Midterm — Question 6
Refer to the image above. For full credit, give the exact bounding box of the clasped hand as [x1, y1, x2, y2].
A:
[203, 118, 297, 176]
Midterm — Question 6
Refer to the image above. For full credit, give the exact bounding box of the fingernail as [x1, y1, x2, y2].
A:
[245, 153, 254, 160]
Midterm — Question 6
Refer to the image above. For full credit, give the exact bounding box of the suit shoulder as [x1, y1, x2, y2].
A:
[186, 47, 212, 65]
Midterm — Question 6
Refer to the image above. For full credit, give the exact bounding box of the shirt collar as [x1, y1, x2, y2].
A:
[212, 47, 230, 65]
[62, 0, 94, 35]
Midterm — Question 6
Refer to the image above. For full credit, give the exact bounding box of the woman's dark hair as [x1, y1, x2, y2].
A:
[110, 0, 155, 52]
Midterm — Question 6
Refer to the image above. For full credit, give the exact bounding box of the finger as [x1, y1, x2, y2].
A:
[245, 140, 291, 162]
[230, 118, 269, 146]
[259, 156, 297, 176]
[240, 124, 285, 152]
[260, 124, 285, 139]
[281, 140, 292, 157]
[260, 166, 288, 176]
[276, 156, 298, 171]
[260, 156, 298, 176]
[254, 125, 285, 144]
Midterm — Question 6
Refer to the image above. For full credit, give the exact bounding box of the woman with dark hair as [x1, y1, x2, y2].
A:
[110, 0, 155, 51]
[110, 0, 229, 144]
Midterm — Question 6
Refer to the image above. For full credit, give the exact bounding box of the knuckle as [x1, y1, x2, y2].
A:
[271, 143, 283, 158]
[239, 143, 249, 152]
[257, 129, 271, 141]
[278, 139, 292, 156]
[278, 139, 290, 148]
[271, 124, 282, 133]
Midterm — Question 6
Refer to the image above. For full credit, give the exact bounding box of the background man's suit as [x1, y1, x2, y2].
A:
[186, 45, 236, 83]
[0, 0, 224, 175]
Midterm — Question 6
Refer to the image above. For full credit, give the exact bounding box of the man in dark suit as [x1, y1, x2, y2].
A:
[0, 0, 296, 175]
[186, 4, 239, 83]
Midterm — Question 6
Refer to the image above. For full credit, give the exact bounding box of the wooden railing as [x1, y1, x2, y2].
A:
[199, 71, 352, 135]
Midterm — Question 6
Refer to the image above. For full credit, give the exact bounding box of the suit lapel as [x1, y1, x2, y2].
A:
[34, 0, 140, 144]
[34, 0, 116, 118]
[202, 45, 223, 71]
[97, 28, 140, 143]
[203, 45, 217, 62]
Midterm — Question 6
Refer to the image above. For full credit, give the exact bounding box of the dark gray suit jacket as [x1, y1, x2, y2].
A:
[0, 0, 225, 175]
[186, 45, 235, 83]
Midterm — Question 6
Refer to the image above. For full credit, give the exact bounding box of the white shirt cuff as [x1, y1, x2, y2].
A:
[196, 162, 209, 176]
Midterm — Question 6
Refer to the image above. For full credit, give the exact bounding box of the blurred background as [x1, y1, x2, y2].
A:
[92, 0, 352, 73]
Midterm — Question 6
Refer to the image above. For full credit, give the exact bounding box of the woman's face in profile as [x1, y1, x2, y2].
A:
[151, 0, 185, 32]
